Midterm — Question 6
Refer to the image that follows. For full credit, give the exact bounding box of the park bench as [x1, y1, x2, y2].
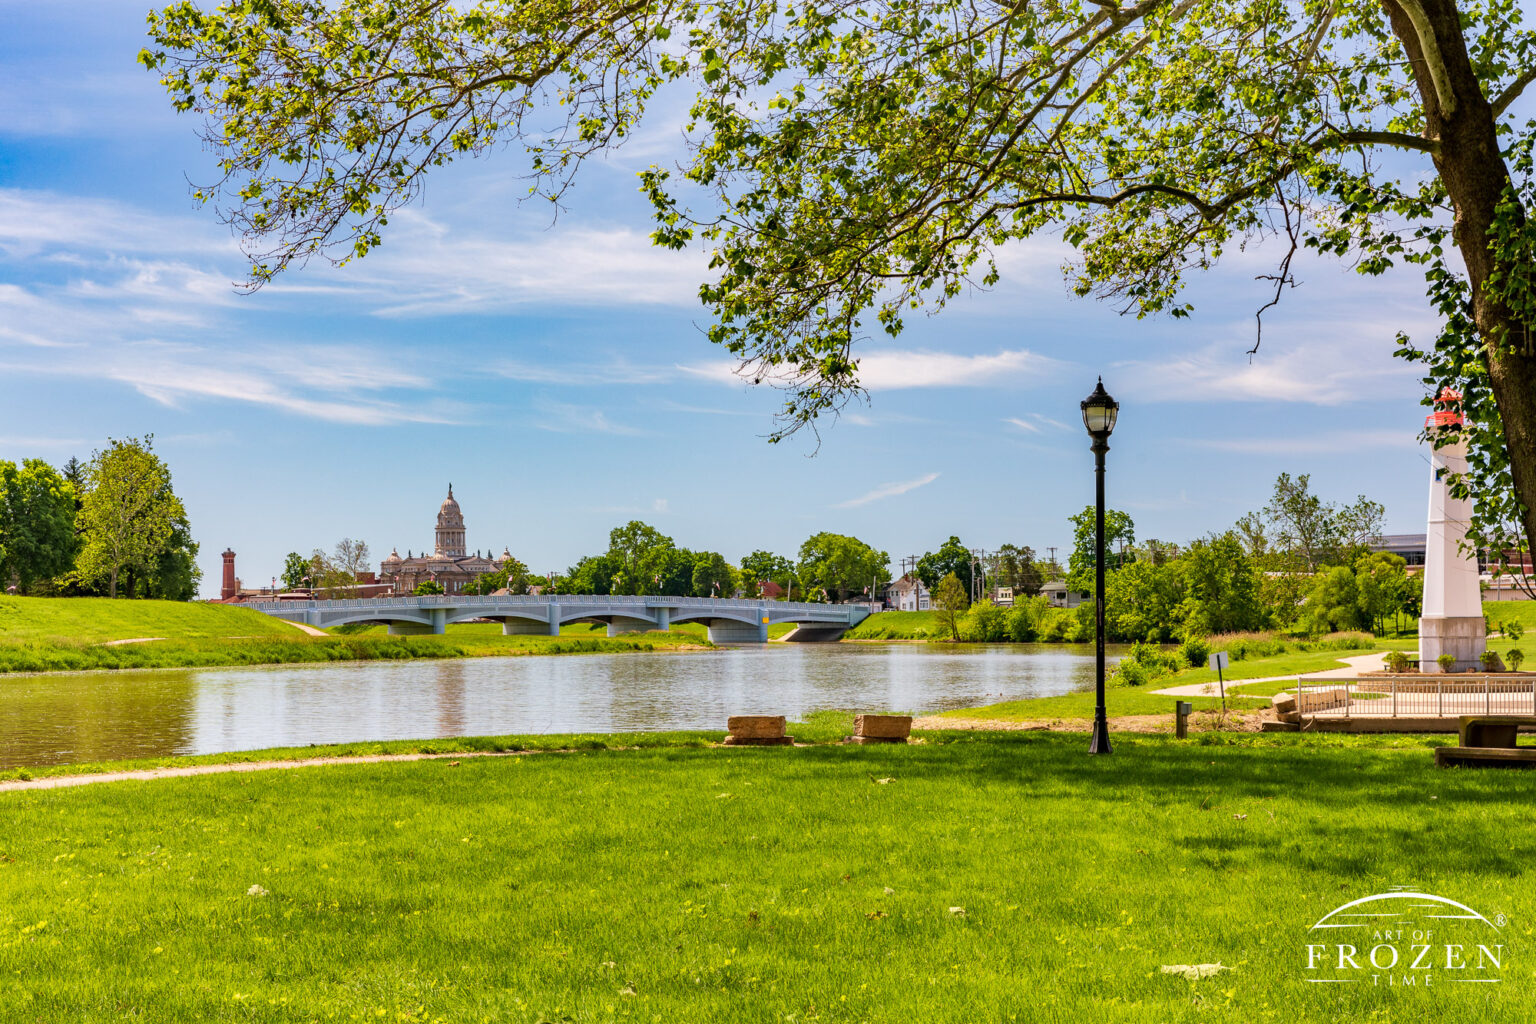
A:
[1434, 716, 1536, 768]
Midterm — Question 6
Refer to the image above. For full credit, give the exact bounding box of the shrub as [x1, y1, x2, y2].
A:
[1006, 605, 1037, 643]
[1177, 635, 1211, 669]
[1040, 612, 1071, 643]
[1210, 631, 1287, 662]
[1114, 659, 1149, 687]
[1480, 649, 1505, 671]
[1436, 653, 1457, 673]
[1384, 650, 1411, 673]
[1508, 648, 1526, 671]
[961, 600, 1010, 643]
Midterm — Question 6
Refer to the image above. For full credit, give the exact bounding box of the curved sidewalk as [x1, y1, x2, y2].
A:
[1151, 653, 1388, 698]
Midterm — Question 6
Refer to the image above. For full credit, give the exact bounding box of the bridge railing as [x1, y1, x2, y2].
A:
[242, 594, 860, 618]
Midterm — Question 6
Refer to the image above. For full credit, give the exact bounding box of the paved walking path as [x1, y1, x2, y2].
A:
[1151, 653, 1388, 698]
[0, 749, 537, 794]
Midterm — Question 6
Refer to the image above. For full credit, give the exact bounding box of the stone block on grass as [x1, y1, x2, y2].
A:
[853, 714, 913, 743]
[727, 715, 786, 738]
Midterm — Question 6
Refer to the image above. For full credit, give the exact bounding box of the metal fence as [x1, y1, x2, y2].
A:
[1297, 678, 1536, 718]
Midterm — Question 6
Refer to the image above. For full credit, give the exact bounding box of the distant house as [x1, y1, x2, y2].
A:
[988, 586, 1015, 607]
[885, 574, 931, 612]
[1041, 579, 1088, 609]
[757, 580, 785, 600]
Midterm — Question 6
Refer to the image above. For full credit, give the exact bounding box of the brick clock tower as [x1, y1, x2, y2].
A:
[221, 548, 238, 601]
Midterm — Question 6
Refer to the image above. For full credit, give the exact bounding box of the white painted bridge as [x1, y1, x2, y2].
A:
[242, 594, 871, 643]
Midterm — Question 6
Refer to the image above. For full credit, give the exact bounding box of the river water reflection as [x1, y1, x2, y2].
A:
[0, 643, 1124, 768]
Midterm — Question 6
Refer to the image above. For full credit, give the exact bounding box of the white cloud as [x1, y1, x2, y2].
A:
[1183, 430, 1420, 454]
[0, 187, 716, 426]
[834, 472, 940, 509]
[680, 348, 1061, 391]
[1114, 320, 1425, 407]
[499, 359, 679, 386]
[0, 341, 459, 427]
[349, 211, 709, 314]
[532, 400, 645, 436]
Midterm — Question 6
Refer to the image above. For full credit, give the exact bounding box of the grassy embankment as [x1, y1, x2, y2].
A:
[0, 730, 1525, 1023]
[0, 597, 711, 674]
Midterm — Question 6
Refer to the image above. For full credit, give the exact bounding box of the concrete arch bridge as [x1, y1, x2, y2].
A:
[242, 594, 870, 643]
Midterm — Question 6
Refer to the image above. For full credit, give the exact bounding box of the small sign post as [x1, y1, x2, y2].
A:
[1208, 650, 1229, 712]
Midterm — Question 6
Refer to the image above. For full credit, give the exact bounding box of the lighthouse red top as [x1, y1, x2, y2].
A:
[1426, 387, 1463, 430]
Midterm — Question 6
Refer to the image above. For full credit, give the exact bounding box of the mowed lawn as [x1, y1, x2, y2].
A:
[2, 733, 1531, 1022]
[0, 597, 299, 644]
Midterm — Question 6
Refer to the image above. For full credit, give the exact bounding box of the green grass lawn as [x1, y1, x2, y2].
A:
[929, 687, 1269, 721]
[842, 610, 940, 639]
[0, 598, 715, 674]
[0, 731, 1527, 1022]
[0, 596, 298, 643]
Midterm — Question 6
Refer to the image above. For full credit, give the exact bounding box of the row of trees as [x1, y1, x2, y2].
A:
[550, 525, 1051, 604]
[0, 438, 199, 599]
[1039, 475, 1417, 644]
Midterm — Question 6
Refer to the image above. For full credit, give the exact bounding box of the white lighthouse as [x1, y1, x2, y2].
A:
[1419, 388, 1486, 672]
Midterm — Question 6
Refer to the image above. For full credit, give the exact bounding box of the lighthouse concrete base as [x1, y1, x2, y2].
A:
[1419, 616, 1487, 673]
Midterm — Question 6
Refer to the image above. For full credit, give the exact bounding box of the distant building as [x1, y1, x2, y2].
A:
[1041, 579, 1088, 609]
[1370, 533, 1428, 568]
[987, 586, 1015, 607]
[885, 574, 931, 612]
[756, 580, 785, 600]
[379, 485, 512, 595]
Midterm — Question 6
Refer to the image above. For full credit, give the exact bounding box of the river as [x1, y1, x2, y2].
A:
[0, 642, 1124, 769]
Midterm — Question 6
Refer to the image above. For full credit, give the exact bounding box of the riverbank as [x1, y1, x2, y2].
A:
[0, 596, 712, 674]
[0, 729, 1518, 1023]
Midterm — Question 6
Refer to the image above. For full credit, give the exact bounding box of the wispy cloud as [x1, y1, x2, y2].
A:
[532, 400, 645, 436]
[1182, 430, 1419, 455]
[680, 348, 1061, 391]
[1004, 412, 1070, 434]
[834, 472, 940, 509]
[499, 359, 679, 386]
[1114, 302, 1429, 407]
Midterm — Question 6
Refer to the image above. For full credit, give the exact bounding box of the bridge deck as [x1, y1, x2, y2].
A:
[241, 594, 871, 643]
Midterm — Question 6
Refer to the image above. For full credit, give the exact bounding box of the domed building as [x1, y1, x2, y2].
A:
[379, 486, 511, 595]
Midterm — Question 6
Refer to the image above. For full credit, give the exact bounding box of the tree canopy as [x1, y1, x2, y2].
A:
[75, 437, 190, 600]
[1066, 506, 1136, 592]
[140, 1, 1536, 563]
[0, 460, 79, 594]
[797, 531, 889, 601]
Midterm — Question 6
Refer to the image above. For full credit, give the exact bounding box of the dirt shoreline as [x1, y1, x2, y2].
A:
[2, 712, 1279, 792]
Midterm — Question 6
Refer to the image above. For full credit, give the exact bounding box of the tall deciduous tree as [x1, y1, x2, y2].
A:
[933, 572, 970, 641]
[1179, 532, 1264, 637]
[76, 438, 187, 599]
[798, 532, 889, 602]
[1251, 473, 1384, 570]
[916, 536, 975, 596]
[0, 459, 79, 593]
[740, 549, 794, 593]
[690, 551, 735, 597]
[280, 551, 310, 591]
[1066, 507, 1135, 593]
[143, 0, 1536, 559]
[990, 543, 1045, 595]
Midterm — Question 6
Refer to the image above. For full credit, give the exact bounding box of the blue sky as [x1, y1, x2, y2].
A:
[0, 2, 1463, 595]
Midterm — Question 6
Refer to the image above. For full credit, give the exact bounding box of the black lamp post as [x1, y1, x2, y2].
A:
[1081, 377, 1120, 755]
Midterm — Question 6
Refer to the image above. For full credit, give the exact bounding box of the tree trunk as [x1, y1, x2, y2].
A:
[1384, 0, 1536, 559]
[109, 566, 118, 600]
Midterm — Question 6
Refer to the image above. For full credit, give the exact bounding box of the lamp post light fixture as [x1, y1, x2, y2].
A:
[1080, 377, 1120, 756]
